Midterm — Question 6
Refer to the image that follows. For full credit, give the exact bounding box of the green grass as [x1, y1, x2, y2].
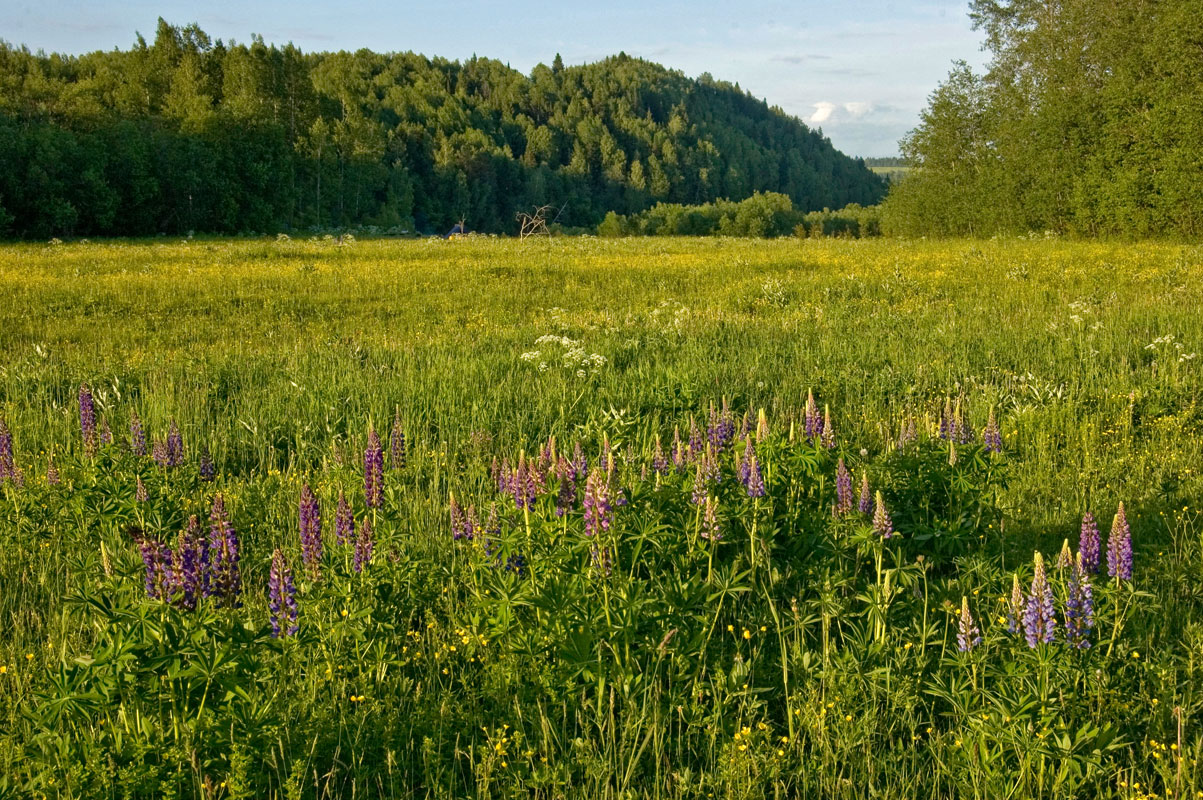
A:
[1, 236, 1202, 798]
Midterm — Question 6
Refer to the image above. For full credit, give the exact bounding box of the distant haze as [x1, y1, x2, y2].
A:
[1, 0, 988, 157]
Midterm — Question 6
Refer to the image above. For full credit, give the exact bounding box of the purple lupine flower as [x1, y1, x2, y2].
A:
[46, 452, 60, 485]
[335, 491, 355, 545]
[464, 505, 479, 541]
[703, 447, 722, 485]
[583, 468, 612, 537]
[939, 397, 953, 441]
[1106, 502, 1132, 582]
[957, 401, 976, 445]
[1064, 551, 1094, 649]
[268, 549, 299, 638]
[208, 494, 241, 606]
[738, 437, 754, 486]
[389, 409, 406, 470]
[688, 417, 703, 462]
[1006, 573, 1023, 634]
[198, 447, 215, 482]
[897, 416, 917, 449]
[555, 458, 578, 517]
[804, 390, 821, 442]
[166, 420, 184, 467]
[707, 401, 735, 453]
[983, 410, 1002, 453]
[872, 491, 893, 539]
[858, 472, 872, 514]
[0, 417, 13, 482]
[451, 495, 477, 540]
[957, 596, 981, 652]
[129, 411, 147, 456]
[591, 544, 613, 577]
[821, 406, 835, 449]
[701, 494, 721, 541]
[152, 439, 169, 467]
[835, 457, 853, 516]
[511, 453, 537, 510]
[652, 436, 668, 475]
[171, 517, 204, 610]
[691, 460, 707, 506]
[672, 427, 685, 471]
[1023, 552, 1056, 647]
[135, 475, 148, 502]
[99, 418, 113, 447]
[137, 535, 171, 599]
[79, 384, 97, 456]
[299, 484, 322, 577]
[364, 429, 384, 509]
[719, 398, 736, 449]
[745, 454, 766, 498]
[1079, 512, 1100, 574]
[353, 516, 374, 572]
[572, 442, 587, 477]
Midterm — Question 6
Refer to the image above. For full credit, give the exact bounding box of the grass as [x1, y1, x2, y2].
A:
[0, 235, 1202, 798]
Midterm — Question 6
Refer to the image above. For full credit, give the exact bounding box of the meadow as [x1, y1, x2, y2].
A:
[1, 235, 1202, 799]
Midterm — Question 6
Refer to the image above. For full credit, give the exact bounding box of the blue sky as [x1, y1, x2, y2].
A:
[2, 1, 989, 156]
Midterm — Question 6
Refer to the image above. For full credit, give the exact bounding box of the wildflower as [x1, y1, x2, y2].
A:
[46, 452, 60, 485]
[702, 494, 721, 541]
[268, 549, 299, 638]
[1079, 511, 1100, 574]
[208, 494, 241, 606]
[671, 426, 685, 471]
[170, 516, 205, 610]
[756, 408, 770, 441]
[651, 436, 668, 475]
[1023, 552, 1055, 647]
[151, 439, 169, 467]
[165, 420, 184, 467]
[1006, 573, 1023, 634]
[572, 441, 587, 476]
[859, 471, 872, 514]
[897, 416, 917, 449]
[79, 384, 97, 456]
[335, 491, 355, 545]
[299, 484, 323, 577]
[745, 453, 766, 498]
[99, 417, 113, 446]
[688, 416, 703, 460]
[957, 596, 981, 652]
[821, 405, 835, 448]
[834, 457, 853, 516]
[983, 410, 1002, 453]
[1064, 551, 1094, 649]
[1056, 538, 1073, 570]
[354, 516, 374, 572]
[364, 428, 384, 509]
[939, 397, 953, 441]
[872, 491, 893, 539]
[583, 468, 612, 537]
[691, 460, 707, 506]
[738, 437, 753, 486]
[389, 409, 406, 469]
[555, 457, 577, 516]
[198, 446, 215, 482]
[804, 390, 822, 441]
[1106, 502, 1132, 582]
[129, 410, 147, 456]
[137, 535, 171, 600]
[0, 417, 13, 482]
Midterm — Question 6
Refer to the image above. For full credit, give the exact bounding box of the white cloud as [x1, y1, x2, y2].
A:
[843, 101, 872, 117]
[808, 101, 836, 124]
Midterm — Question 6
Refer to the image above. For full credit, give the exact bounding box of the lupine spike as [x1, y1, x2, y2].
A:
[268, 549, 299, 638]
[821, 405, 835, 448]
[0, 417, 13, 482]
[389, 408, 407, 469]
[702, 495, 721, 541]
[129, 410, 147, 456]
[583, 468, 612, 538]
[1006, 573, 1023, 634]
[1079, 511, 1100, 574]
[1106, 502, 1133, 582]
[858, 471, 872, 514]
[79, 384, 97, 456]
[364, 428, 384, 509]
[745, 454, 766, 498]
[299, 484, 323, 578]
[983, 409, 1002, 453]
[1056, 538, 1073, 569]
[208, 494, 241, 606]
[135, 475, 148, 503]
[872, 491, 893, 538]
[166, 420, 184, 467]
[46, 452, 60, 485]
[335, 491, 355, 545]
[835, 457, 853, 516]
[957, 596, 981, 652]
[354, 516, 374, 572]
[1064, 551, 1094, 649]
[1023, 552, 1056, 647]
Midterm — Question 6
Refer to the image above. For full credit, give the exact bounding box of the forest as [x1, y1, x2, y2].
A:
[0, 20, 885, 238]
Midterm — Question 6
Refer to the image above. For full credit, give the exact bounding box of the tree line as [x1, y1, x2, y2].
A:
[883, 0, 1203, 237]
[0, 20, 886, 238]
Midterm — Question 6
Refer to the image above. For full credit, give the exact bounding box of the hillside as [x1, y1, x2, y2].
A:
[0, 20, 885, 237]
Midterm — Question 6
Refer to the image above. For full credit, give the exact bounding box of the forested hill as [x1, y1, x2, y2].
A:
[0, 20, 885, 238]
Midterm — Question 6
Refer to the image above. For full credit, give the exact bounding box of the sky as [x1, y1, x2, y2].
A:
[1, 1, 991, 157]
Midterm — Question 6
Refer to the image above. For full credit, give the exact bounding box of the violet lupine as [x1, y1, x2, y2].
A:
[1106, 502, 1133, 582]
[821, 406, 836, 449]
[129, 411, 147, 456]
[1079, 512, 1100, 574]
[137, 535, 172, 600]
[46, 453, 60, 485]
[745, 454, 766, 498]
[555, 458, 577, 517]
[1064, 551, 1094, 649]
[389, 410, 406, 469]
[152, 440, 169, 467]
[983, 410, 1002, 453]
[0, 417, 12, 482]
[691, 460, 707, 506]
[166, 420, 184, 467]
[835, 457, 854, 516]
[354, 516, 374, 572]
[199, 447, 215, 482]
[268, 549, 299, 638]
[572, 442, 587, 477]
[135, 475, 148, 503]
[939, 397, 954, 441]
[688, 417, 703, 461]
[651, 436, 669, 475]
[671, 427, 686, 471]
[703, 447, 722, 485]
[957, 596, 981, 652]
[804, 391, 821, 442]
[512, 454, 537, 511]
[99, 418, 113, 447]
[738, 437, 754, 486]
[872, 491, 894, 539]
[335, 491, 355, 545]
[858, 472, 872, 515]
[451, 495, 476, 540]
[171, 518, 205, 610]
[208, 494, 241, 606]
[364, 429, 384, 509]
[897, 417, 917, 449]
[299, 484, 322, 577]
[1006, 574, 1024, 634]
[1023, 552, 1056, 647]
[79, 384, 97, 456]
[957, 402, 977, 445]
[583, 468, 612, 538]
[702, 495, 721, 541]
